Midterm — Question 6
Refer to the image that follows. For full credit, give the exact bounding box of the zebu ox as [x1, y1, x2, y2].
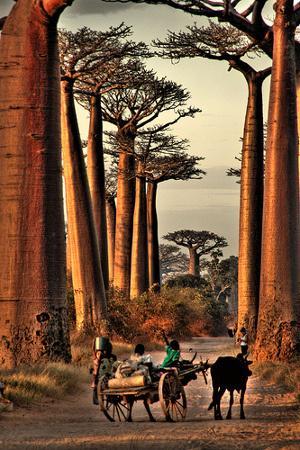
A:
[208, 354, 252, 420]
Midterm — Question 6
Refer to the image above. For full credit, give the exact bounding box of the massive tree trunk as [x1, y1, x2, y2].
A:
[113, 132, 136, 296]
[106, 197, 116, 283]
[61, 79, 107, 332]
[147, 181, 161, 288]
[130, 163, 149, 298]
[0, 0, 72, 368]
[255, 0, 300, 361]
[188, 248, 200, 276]
[237, 72, 266, 340]
[87, 94, 109, 289]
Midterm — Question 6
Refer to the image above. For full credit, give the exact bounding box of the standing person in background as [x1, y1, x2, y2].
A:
[237, 327, 249, 356]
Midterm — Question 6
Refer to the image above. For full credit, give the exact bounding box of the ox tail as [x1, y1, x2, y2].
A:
[208, 401, 214, 410]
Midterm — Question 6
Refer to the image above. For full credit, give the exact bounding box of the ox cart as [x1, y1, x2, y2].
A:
[98, 360, 208, 422]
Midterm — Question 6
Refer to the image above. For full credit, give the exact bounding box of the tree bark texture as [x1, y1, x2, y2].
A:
[188, 248, 200, 276]
[0, 0, 71, 368]
[106, 197, 116, 283]
[238, 76, 265, 340]
[87, 95, 109, 289]
[255, 0, 300, 361]
[130, 163, 149, 298]
[61, 80, 107, 332]
[147, 182, 161, 288]
[113, 141, 135, 296]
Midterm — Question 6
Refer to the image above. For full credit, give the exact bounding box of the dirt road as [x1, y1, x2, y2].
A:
[0, 337, 299, 449]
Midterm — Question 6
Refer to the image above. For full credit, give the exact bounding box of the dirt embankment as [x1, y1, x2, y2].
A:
[0, 337, 299, 450]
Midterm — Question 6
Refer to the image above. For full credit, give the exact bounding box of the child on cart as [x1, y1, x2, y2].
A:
[160, 331, 181, 368]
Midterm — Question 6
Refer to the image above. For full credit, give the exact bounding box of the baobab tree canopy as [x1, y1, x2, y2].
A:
[164, 230, 228, 254]
[164, 230, 228, 277]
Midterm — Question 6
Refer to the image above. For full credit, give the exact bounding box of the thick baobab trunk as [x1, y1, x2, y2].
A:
[0, 0, 72, 368]
[61, 80, 107, 332]
[147, 181, 161, 288]
[255, 0, 300, 361]
[188, 248, 200, 276]
[130, 163, 149, 298]
[114, 136, 136, 296]
[238, 74, 265, 339]
[87, 95, 109, 289]
[106, 197, 116, 283]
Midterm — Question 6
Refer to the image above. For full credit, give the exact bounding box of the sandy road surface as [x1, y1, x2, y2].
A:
[0, 337, 299, 450]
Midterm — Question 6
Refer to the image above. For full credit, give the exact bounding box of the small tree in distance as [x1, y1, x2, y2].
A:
[163, 230, 228, 277]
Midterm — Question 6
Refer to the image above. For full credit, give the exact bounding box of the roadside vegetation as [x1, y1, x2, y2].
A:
[0, 363, 86, 407]
[253, 360, 300, 402]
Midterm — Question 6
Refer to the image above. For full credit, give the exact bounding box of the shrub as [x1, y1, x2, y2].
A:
[165, 274, 210, 290]
[106, 287, 228, 343]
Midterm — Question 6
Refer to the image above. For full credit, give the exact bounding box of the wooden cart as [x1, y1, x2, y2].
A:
[98, 362, 208, 422]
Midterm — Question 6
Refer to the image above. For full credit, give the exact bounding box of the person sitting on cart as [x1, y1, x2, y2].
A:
[115, 343, 153, 382]
[130, 344, 152, 365]
[161, 331, 181, 368]
[91, 338, 116, 405]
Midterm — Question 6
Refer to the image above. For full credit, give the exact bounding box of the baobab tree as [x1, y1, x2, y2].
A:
[202, 253, 238, 302]
[0, 0, 74, 367]
[160, 244, 189, 281]
[60, 26, 135, 330]
[145, 149, 205, 287]
[105, 166, 118, 284]
[155, 21, 271, 338]
[108, 0, 300, 361]
[102, 64, 199, 296]
[163, 230, 228, 277]
[69, 29, 149, 287]
[104, 130, 201, 297]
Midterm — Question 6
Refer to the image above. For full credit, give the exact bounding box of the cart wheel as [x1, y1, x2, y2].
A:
[159, 371, 187, 422]
[98, 379, 132, 422]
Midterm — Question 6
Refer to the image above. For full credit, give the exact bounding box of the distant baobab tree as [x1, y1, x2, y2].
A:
[159, 244, 189, 281]
[0, 0, 74, 367]
[202, 253, 238, 302]
[163, 230, 228, 277]
[105, 129, 203, 297]
[155, 20, 270, 341]
[102, 63, 200, 296]
[105, 166, 118, 284]
[145, 146, 205, 288]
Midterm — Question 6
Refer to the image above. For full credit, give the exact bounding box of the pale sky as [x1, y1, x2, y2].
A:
[1, 0, 274, 257]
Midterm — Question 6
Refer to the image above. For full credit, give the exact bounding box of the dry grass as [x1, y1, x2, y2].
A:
[0, 363, 86, 407]
[254, 359, 300, 401]
[0, 333, 164, 408]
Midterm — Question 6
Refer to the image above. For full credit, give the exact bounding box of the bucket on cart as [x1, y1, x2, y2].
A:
[94, 336, 110, 352]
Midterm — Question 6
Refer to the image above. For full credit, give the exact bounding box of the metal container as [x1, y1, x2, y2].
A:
[94, 336, 109, 351]
[108, 375, 147, 389]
